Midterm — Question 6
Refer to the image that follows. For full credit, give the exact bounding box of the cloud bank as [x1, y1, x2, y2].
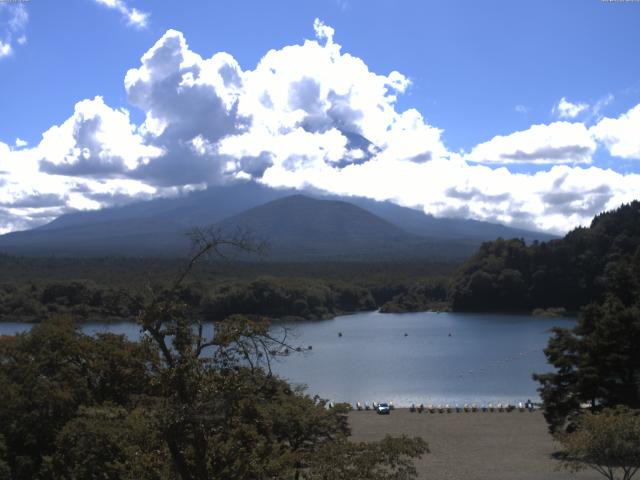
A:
[1, 20, 640, 235]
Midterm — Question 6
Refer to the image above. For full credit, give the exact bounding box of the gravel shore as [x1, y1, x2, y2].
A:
[349, 409, 600, 480]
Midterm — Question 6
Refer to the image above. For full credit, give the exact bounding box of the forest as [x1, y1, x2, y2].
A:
[0, 256, 454, 323]
[449, 201, 640, 313]
[0, 232, 430, 480]
[2, 202, 640, 324]
[1, 205, 640, 478]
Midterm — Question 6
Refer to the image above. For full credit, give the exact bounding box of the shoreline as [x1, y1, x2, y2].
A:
[0, 305, 580, 325]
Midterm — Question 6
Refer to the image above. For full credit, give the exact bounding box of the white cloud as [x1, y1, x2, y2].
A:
[0, 3, 28, 59]
[2, 21, 640, 236]
[123, 29, 249, 186]
[464, 122, 596, 165]
[590, 103, 640, 160]
[553, 97, 589, 119]
[0, 41, 11, 58]
[37, 96, 163, 176]
[588, 93, 614, 122]
[14, 138, 27, 148]
[515, 105, 528, 114]
[92, 0, 149, 28]
[260, 152, 640, 235]
[0, 143, 160, 234]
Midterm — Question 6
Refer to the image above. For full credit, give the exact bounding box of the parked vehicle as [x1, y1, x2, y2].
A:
[376, 402, 391, 414]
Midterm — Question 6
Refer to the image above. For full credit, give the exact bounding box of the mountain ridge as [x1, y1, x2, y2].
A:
[0, 182, 556, 260]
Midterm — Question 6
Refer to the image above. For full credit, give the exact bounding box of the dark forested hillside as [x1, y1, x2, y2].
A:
[449, 201, 640, 312]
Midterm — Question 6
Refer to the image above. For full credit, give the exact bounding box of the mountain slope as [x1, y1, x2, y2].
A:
[342, 196, 556, 243]
[0, 182, 555, 259]
[218, 195, 425, 260]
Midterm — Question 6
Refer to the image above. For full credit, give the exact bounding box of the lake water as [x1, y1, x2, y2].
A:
[0, 311, 573, 406]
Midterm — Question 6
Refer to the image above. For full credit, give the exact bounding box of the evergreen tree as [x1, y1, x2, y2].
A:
[534, 249, 640, 432]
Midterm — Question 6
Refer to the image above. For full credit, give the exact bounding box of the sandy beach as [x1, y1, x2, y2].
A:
[349, 409, 601, 480]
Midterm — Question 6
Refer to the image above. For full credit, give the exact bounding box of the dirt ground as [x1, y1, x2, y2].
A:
[349, 409, 601, 480]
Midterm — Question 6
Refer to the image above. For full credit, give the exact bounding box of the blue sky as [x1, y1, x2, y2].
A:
[1, 0, 640, 234]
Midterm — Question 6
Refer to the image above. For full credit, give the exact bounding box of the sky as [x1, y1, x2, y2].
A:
[1, 0, 640, 235]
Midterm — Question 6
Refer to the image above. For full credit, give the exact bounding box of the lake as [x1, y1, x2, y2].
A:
[0, 311, 573, 406]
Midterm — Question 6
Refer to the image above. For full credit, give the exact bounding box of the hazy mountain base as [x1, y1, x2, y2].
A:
[0, 183, 555, 260]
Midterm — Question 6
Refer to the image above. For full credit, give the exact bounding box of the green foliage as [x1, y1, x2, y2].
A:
[556, 407, 640, 480]
[306, 435, 428, 480]
[45, 405, 169, 480]
[0, 234, 429, 479]
[534, 246, 640, 433]
[450, 201, 640, 312]
[378, 278, 449, 313]
[0, 435, 10, 480]
[0, 312, 428, 480]
[202, 277, 376, 321]
[0, 316, 154, 479]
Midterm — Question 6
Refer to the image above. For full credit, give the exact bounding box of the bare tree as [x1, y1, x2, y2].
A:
[134, 227, 297, 480]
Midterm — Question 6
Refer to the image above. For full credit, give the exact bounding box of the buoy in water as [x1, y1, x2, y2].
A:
[338, 332, 342, 337]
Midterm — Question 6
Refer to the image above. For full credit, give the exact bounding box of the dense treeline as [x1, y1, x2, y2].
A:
[0, 255, 456, 285]
[377, 278, 449, 313]
[0, 278, 377, 323]
[203, 278, 376, 320]
[0, 281, 142, 322]
[449, 201, 640, 312]
[0, 259, 457, 322]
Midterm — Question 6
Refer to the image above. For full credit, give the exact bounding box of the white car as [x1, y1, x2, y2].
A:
[376, 402, 390, 414]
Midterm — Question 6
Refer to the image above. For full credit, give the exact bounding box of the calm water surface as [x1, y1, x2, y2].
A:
[0, 311, 574, 406]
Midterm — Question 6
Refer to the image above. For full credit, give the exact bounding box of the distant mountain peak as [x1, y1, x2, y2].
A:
[0, 183, 555, 260]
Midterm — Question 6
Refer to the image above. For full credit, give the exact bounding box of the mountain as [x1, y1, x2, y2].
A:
[341, 196, 555, 244]
[0, 182, 555, 260]
[0, 183, 288, 257]
[217, 195, 429, 260]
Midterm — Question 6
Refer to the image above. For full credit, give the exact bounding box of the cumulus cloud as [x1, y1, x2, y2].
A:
[38, 96, 163, 177]
[590, 103, 640, 160]
[553, 97, 589, 119]
[92, 0, 149, 28]
[0, 3, 28, 59]
[2, 20, 640, 235]
[260, 151, 640, 234]
[464, 122, 596, 165]
[220, 18, 443, 178]
[124, 29, 249, 186]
